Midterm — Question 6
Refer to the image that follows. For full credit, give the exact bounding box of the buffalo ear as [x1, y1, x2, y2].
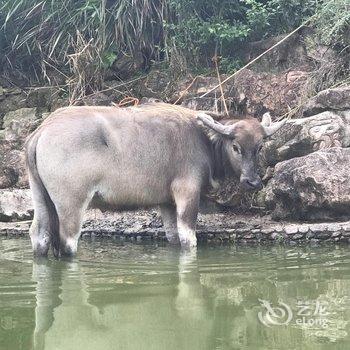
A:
[197, 113, 236, 136]
[261, 112, 287, 137]
[212, 137, 225, 179]
[211, 138, 235, 180]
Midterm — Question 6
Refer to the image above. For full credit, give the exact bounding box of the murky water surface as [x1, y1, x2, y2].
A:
[1, 237, 350, 350]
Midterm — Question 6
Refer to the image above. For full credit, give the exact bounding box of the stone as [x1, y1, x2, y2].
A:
[265, 148, 350, 220]
[231, 69, 307, 117]
[298, 225, 310, 234]
[177, 76, 233, 101]
[326, 224, 342, 232]
[309, 223, 331, 233]
[263, 111, 350, 166]
[81, 92, 113, 106]
[2, 107, 38, 129]
[0, 221, 31, 235]
[310, 239, 321, 246]
[261, 228, 274, 235]
[306, 231, 315, 239]
[0, 149, 27, 189]
[0, 189, 33, 221]
[271, 232, 285, 240]
[286, 71, 308, 83]
[26, 87, 56, 109]
[341, 222, 350, 232]
[273, 226, 284, 233]
[303, 86, 350, 117]
[0, 92, 27, 128]
[315, 231, 331, 239]
[284, 225, 299, 235]
[0, 108, 42, 189]
[182, 97, 233, 114]
[2, 108, 41, 145]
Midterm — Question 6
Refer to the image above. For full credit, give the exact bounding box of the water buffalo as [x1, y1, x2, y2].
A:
[26, 103, 284, 256]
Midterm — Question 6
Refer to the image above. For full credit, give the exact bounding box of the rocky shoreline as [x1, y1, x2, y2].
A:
[2, 209, 350, 246]
[2, 33, 350, 245]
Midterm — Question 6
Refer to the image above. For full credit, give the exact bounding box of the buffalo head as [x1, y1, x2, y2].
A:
[197, 112, 285, 191]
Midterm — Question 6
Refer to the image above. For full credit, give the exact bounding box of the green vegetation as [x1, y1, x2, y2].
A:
[313, 0, 350, 46]
[0, 0, 348, 94]
[306, 0, 350, 95]
[0, 0, 165, 84]
[165, 0, 319, 67]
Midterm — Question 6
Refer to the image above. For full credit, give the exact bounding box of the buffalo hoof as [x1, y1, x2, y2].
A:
[31, 236, 50, 257]
[180, 238, 197, 249]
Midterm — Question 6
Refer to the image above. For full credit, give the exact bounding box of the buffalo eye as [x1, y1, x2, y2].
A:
[232, 144, 241, 154]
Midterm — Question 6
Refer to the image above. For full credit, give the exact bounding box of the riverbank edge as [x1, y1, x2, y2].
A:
[1, 210, 350, 245]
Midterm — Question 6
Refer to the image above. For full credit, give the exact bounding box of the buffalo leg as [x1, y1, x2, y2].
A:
[173, 184, 200, 248]
[29, 179, 53, 256]
[56, 205, 84, 257]
[160, 204, 179, 244]
[30, 212, 51, 257]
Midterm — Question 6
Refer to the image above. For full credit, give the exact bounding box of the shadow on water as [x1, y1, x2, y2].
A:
[1, 237, 350, 350]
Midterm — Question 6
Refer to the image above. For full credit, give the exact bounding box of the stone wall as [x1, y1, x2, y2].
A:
[1, 33, 350, 240]
[2, 209, 350, 246]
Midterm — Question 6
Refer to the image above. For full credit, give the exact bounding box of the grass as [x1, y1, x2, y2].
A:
[0, 0, 348, 102]
[0, 0, 166, 82]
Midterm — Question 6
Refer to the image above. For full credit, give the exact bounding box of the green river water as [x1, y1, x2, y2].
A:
[1, 236, 350, 350]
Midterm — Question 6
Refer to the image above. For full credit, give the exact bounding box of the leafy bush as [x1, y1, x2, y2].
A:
[165, 0, 319, 69]
[0, 0, 331, 88]
[0, 0, 165, 82]
[312, 0, 350, 46]
[305, 0, 350, 95]
[265, 0, 319, 34]
[165, 0, 267, 67]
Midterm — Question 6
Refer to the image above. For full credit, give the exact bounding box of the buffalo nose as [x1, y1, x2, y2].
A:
[240, 177, 263, 191]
